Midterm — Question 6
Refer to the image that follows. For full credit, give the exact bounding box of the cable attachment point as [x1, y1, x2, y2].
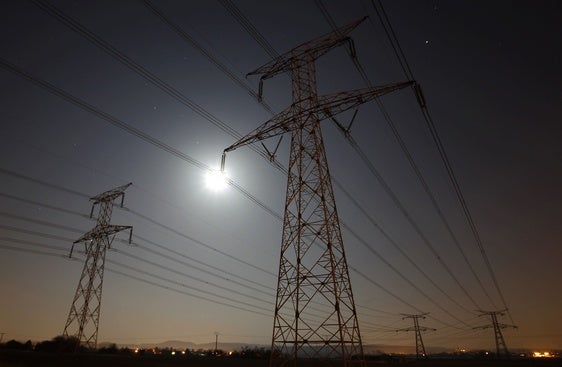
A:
[220, 151, 226, 173]
[413, 82, 426, 108]
[329, 108, 359, 138]
[347, 38, 357, 59]
[261, 135, 283, 162]
[257, 77, 264, 102]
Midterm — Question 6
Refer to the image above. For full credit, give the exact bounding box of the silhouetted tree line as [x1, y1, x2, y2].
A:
[0, 336, 272, 359]
[2, 339, 33, 351]
[0, 336, 83, 353]
[0, 336, 131, 354]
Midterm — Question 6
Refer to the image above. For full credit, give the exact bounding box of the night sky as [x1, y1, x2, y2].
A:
[1, 0, 561, 352]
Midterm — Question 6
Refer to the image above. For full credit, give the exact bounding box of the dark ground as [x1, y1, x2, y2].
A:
[1, 351, 561, 367]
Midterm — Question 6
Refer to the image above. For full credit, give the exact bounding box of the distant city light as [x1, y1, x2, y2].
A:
[533, 351, 553, 358]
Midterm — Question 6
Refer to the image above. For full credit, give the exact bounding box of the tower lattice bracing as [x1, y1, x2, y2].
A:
[473, 309, 517, 358]
[396, 313, 435, 359]
[222, 18, 413, 367]
[63, 183, 133, 349]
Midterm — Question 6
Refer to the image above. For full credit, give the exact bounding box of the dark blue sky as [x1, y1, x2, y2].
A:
[1, 0, 561, 351]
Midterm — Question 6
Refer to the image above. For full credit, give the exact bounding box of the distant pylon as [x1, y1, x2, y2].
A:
[63, 183, 133, 349]
[473, 309, 517, 358]
[222, 17, 413, 367]
[395, 313, 435, 359]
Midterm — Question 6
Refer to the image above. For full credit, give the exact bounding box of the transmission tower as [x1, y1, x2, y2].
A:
[63, 183, 133, 349]
[473, 309, 517, 358]
[221, 17, 413, 367]
[395, 313, 435, 359]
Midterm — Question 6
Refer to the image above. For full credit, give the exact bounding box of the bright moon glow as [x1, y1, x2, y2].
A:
[205, 170, 227, 192]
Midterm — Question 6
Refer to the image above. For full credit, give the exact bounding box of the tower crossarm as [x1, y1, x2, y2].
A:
[223, 81, 413, 153]
[90, 182, 132, 206]
[73, 225, 133, 244]
[473, 324, 494, 330]
[477, 309, 507, 315]
[88, 182, 132, 218]
[473, 323, 517, 330]
[396, 326, 436, 332]
[419, 327, 436, 332]
[247, 17, 367, 81]
[396, 327, 416, 332]
[316, 81, 414, 119]
[401, 312, 429, 319]
[498, 324, 518, 329]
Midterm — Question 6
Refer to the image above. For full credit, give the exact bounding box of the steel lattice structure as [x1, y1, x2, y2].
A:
[473, 309, 517, 358]
[396, 313, 435, 359]
[222, 18, 413, 367]
[63, 183, 133, 349]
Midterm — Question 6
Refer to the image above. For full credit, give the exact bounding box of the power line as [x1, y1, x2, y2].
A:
[368, 0, 413, 80]
[315, 2, 487, 312]
[1, 206, 273, 295]
[336, 182, 474, 313]
[141, 0, 274, 114]
[3, 2, 477, 321]
[184, 3, 463, 298]
[217, 1, 481, 325]
[0, 62, 468, 325]
[0, 56, 480, 332]
[110, 248, 272, 308]
[131, 235, 273, 292]
[0, 176, 362, 324]
[2, 216, 292, 318]
[0, 59, 284, 220]
[368, 0, 511, 322]
[1, 200, 276, 306]
[0, 191, 87, 218]
[29, 0, 283, 173]
[217, 0, 280, 60]
[1, 178, 473, 330]
[29, 0, 240, 140]
[0, 239, 273, 318]
[6, 0, 510, 330]
[0, 50, 288, 222]
[342, 135, 480, 312]
[1, 207, 474, 334]
[1, 24, 488, 329]
[125, 207, 277, 276]
[0, 190, 276, 286]
[0, 231, 274, 315]
[0, 231, 329, 329]
[1, 183, 443, 328]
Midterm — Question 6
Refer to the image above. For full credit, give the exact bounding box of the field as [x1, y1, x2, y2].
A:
[1, 350, 561, 367]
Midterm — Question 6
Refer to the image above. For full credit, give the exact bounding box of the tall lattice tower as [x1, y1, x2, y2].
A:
[222, 18, 412, 367]
[63, 183, 133, 349]
[396, 313, 435, 359]
[473, 309, 517, 358]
